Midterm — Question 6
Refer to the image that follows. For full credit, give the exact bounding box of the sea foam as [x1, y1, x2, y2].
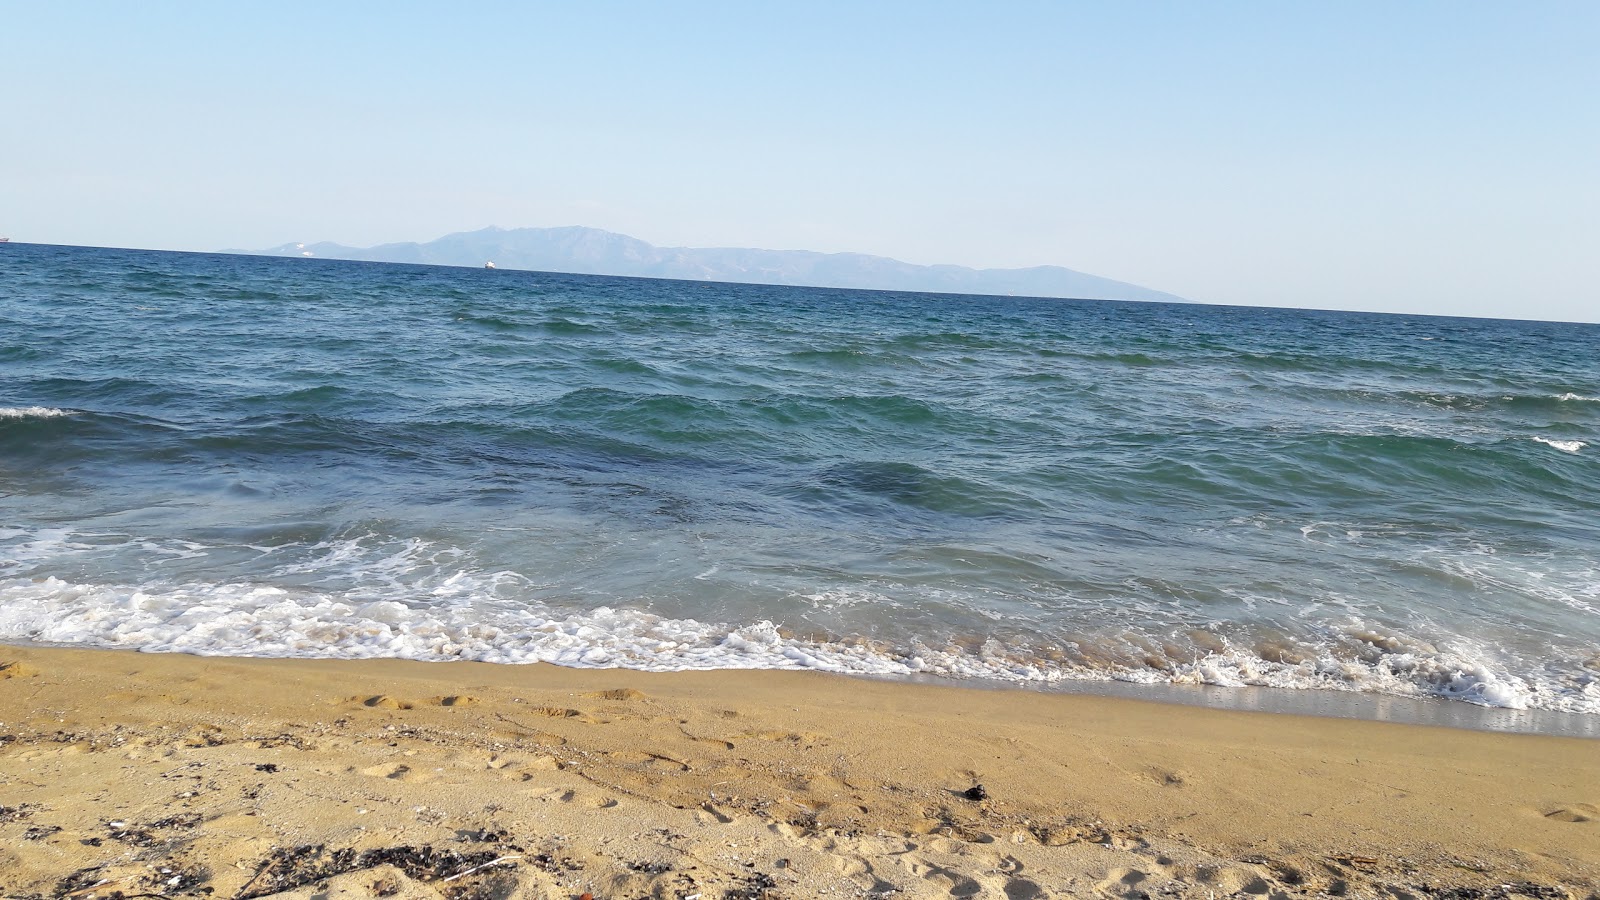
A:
[0, 406, 70, 419]
[0, 570, 1593, 714]
[1534, 436, 1586, 453]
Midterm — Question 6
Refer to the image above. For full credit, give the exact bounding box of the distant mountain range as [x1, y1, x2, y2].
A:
[238, 226, 1181, 303]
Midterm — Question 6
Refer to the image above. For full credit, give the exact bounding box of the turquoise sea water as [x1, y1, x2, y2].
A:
[2, 243, 1598, 718]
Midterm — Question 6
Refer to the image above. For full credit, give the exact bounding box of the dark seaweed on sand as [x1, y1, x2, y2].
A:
[0, 803, 37, 823]
[235, 845, 514, 899]
[1419, 884, 1570, 900]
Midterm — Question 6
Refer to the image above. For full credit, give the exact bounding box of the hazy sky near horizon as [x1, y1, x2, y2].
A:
[3, 2, 1597, 322]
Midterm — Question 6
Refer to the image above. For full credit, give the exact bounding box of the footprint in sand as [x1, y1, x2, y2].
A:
[1004, 878, 1045, 900]
[1030, 823, 1107, 846]
[0, 661, 40, 678]
[1543, 803, 1597, 823]
[182, 725, 229, 747]
[361, 695, 414, 710]
[587, 688, 647, 701]
[538, 787, 620, 808]
[998, 858, 1049, 896]
[1095, 868, 1151, 899]
[359, 762, 435, 782]
[484, 752, 560, 780]
[606, 750, 692, 772]
[746, 729, 825, 745]
[530, 706, 596, 722]
[488, 726, 568, 749]
[916, 862, 984, 898]
[1188, 865, 1275, 896]
[430, 695, 479, 707]
[913, 836, 967, 856]
[1143, 767, 1187, 787]
[695, 802, 735, 824]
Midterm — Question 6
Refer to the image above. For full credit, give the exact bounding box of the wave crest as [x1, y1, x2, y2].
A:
[0, 406, 71, 419]
[1534, 436, 1586, 454]
[0, 571, 1593, 714]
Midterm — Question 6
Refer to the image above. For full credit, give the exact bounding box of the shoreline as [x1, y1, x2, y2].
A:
[8, 638, 1600, 740]
[929, 673, 1600, 739]
[3, 645, 1597, 898]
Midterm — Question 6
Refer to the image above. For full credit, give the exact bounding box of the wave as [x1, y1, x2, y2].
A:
[0, 406, 71, 419]
[1534, 436, 1586, 454]
[1280, 386, 1600, 416]
[0, 569, 1592, 714]
[782, 348, 923, 369]
[793, 460, 1044, 519]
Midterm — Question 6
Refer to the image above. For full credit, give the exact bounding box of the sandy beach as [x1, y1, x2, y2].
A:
[1, 646, 1595, 899]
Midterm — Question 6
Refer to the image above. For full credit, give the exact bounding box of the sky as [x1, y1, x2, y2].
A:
[3, 2, 1597, 323]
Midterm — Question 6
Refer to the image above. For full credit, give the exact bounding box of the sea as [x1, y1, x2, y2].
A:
[3, 243, 1598, 733]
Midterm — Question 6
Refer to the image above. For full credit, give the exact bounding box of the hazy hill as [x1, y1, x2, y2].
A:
[244, 226, 1182, 302]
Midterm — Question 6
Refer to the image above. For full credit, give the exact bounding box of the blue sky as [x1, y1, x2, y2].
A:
[3, 2, 1597, 322]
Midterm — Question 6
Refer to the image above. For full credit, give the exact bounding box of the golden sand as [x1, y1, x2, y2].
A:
[1, 646, 1595, 899]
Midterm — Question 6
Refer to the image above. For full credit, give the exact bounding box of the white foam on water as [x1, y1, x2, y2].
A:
[801, 588, 903, 612]
[1556, 393, 1599, 403]
[1144, 639, 1564, 712]
[1, 570, 1595, 715]
[1, 531, 1594, 714]
[0, 575, 908, 676]
[0, 406, 71, 419]
[0, 528, 101, 569]
[1533, 436, 1586, 453]
[1437, 554, 1600, 618]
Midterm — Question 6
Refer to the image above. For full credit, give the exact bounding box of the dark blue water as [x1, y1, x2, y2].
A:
[3, 243, 1597, 714]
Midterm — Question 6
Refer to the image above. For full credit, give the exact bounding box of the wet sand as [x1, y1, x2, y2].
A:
[1, 646, 1596, 899]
